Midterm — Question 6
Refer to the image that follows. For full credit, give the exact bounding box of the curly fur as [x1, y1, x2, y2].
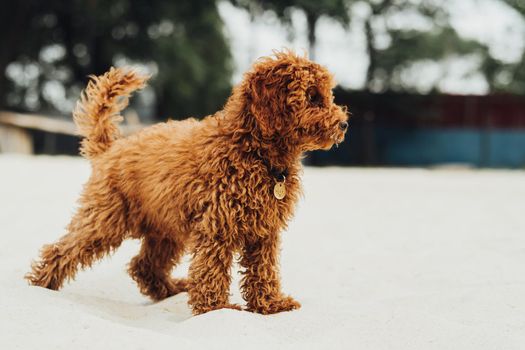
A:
[25, 50, 349, 315]
[73, 67, 149, 159]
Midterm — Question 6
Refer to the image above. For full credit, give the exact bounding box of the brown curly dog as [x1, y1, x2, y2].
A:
[25, 51, 349, 315]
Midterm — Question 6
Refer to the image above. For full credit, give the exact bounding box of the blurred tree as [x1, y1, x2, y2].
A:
[496, 0, 525, 94]
[0, 0, 232, 120]
[358, 0, 492, 93]
[503, 0, 525, 17]
[230, 0, 351, 59]
[235, 0, 510, 94]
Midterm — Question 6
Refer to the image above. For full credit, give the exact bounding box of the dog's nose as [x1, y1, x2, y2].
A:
[339, 121, 348, 131]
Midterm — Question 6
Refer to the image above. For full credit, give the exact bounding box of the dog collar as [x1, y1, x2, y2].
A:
[261, 160, 288, 200]
[269, 167, 288, 183]
[261, 158, 288, 181]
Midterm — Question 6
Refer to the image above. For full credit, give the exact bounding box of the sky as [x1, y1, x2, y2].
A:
[219, 0, 525, 94]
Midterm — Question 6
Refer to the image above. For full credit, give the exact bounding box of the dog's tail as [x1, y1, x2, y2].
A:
[73, 67, 149, 159]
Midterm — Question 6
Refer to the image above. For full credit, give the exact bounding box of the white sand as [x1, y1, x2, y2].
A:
[1, 155, 524, 349]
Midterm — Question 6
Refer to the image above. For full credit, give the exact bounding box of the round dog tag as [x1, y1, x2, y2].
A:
[274, 182, 286, 200]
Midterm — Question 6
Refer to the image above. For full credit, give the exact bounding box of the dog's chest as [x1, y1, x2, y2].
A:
[187, 162, 302, 238]
[226, 169, 300, 234]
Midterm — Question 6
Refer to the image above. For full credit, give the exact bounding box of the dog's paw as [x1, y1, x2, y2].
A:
[220, 303, 243, 311]
[167, 277, 189, 294]
[192, 303, 243, 315]
[247, 295, 301, 315]
[143, 277, 189, 301]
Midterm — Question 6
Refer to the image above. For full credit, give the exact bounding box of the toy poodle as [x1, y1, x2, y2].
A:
[26, 50, 349, 315]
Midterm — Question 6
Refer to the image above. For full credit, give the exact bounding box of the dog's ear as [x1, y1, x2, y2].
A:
[244, 69, 291, 137]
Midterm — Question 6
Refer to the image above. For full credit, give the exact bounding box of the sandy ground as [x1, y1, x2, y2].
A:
[1, 155, 524, 349]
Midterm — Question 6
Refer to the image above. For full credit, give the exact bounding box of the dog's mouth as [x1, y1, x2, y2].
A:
[298, 116, 349, 151]
[326, 122, 348, 149]
[316, 131, 345, 151]
[332, 131, 346, 147]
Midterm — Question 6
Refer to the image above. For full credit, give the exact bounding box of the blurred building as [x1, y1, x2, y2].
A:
[310, 91, 525, 168]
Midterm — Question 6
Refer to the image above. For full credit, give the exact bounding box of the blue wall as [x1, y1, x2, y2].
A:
[378, 128, 525, 168]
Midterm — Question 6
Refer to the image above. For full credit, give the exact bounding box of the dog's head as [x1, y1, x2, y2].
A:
[241, 50, 349, 151]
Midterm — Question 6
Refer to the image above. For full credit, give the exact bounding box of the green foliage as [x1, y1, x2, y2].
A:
[232, 0, 350, 25]
[231, 0, 351, 58]
[503, 0, 525, 15]
[360, 0, 493, 93]
[238, 0, 525, 95]
[375, 27, 490, 92]
[0, 0, 232, 120]
[495, 0, 525, 94]
[2, 0, 524, 117]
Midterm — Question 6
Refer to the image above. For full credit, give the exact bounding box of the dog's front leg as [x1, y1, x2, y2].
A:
[240, 234, 301, 314]
[187, 236, 241, 315]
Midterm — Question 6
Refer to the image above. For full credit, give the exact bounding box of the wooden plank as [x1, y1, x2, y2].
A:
[0, 111, 146, 136]
[0, 112, 77, 135]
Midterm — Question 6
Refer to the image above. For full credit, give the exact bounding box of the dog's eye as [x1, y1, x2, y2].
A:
[307, 88, 322, 106]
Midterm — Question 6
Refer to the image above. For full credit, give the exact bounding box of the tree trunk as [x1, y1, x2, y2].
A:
[306, 12, 318, 61]
[364, 17, 376, 91]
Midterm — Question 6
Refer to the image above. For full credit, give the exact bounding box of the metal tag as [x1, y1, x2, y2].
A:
[273, 182, 286, 200]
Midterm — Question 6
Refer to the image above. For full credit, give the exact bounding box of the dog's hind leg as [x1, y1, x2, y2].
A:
[128, 235, 187, 301]
[25, 182, 129, 290]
